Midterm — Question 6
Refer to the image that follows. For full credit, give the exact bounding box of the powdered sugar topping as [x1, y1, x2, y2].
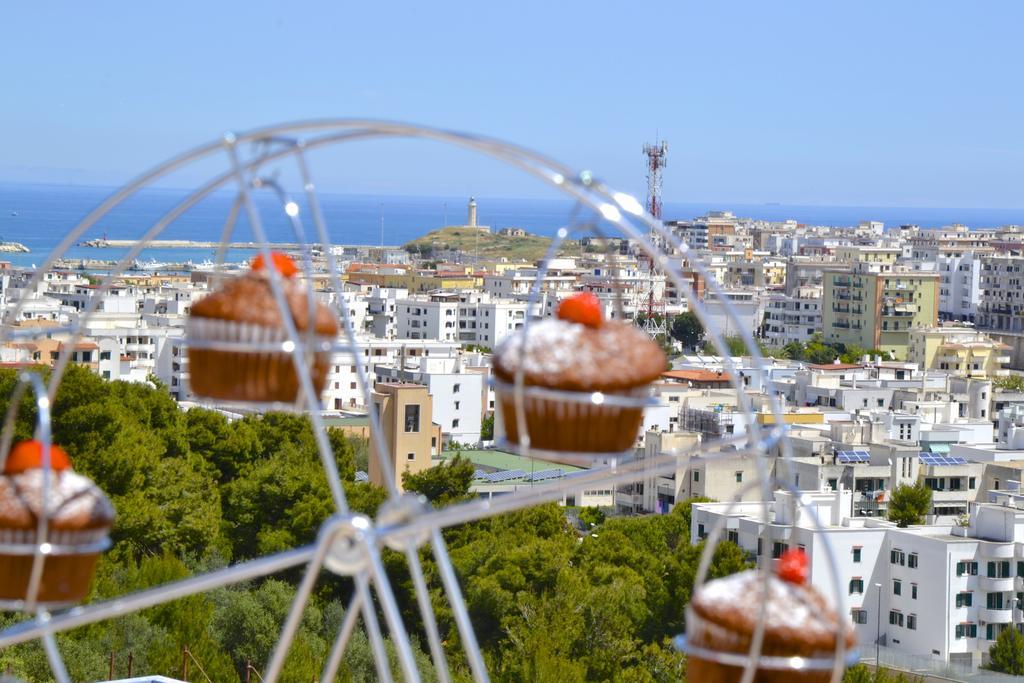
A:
[494, 318, 584, 377]
[694, 569, 842, 639]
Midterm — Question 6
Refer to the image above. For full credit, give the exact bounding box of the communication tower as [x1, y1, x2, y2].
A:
[639, 141, 669, 337]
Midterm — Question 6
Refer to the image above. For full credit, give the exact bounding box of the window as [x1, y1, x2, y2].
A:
[350, 382, 357, 389]
[697, 523, 705, 539]
[452, 419, 460, 428]
[454, 401, 460, 410]
[911, 584, 918, 600]
[1018, 561, 1024, 578]
[957, 561, 978, 576]
[956, 592, 973, 608]
[890, 549, 906, 566]
[955, 623, 977, 639]
[893, 580, 902, 596]
[404, 405, 421, 432]
[693, 471, 700, 482]
[852, 547, 862, 563]
[735, 472, 743, 483]
[453, 383, 460, 393]
[987, 592, 1005, 609]
[907, 614, 917, 630]
[851, 609, 868, 624]
[889, 611, 904, 627]
[908, 553, 919, 569]
[772, 542, 788, 559]
[99, 351, 111, 361]
[727, 530, 739, 544]
[970, 477, 976, 489]
[988, 561, 1011, 578]
[849, 579, 864, 594]
[407, 453, 416, 461]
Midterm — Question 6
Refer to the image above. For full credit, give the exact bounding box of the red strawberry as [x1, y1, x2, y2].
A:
[252, 252, 299, 278]
[777, 548, 808, 585]
[557, 292, 603, 328]
[5, 440, 72, 474]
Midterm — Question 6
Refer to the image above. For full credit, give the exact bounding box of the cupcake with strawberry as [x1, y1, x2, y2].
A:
[685, 549, 857, 681]
[0, 440, 114, 604]
[186, 252, 339, 403]
[492, 292, 665, 453]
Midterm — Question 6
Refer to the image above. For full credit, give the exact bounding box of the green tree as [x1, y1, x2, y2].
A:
[888, 481, 933, 527]
[670, 311, 703, 348]
[480, 413, 494, 441]
[845, 664, 924, 682]
[994, 375, 1024, 392]
[988, 626, 1024, 675]
[578, 506, 606, 528]
[402, 453, 475, 506]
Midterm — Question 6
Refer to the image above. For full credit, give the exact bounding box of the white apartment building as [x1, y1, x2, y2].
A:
[936, 252, 984, 323]
[691, 487, 1024, 668]
[396, 293, 460, 342]
[395, 292, 529, 349]
[764, 286, 823, 346]
[366, 286, 408, 340]
[978, 255, 1024, 333]
[374, 355, 484, 446]
[323, 338, 461, 411]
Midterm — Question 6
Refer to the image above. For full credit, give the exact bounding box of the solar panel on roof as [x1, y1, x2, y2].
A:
[920, 452, 968, 466]
[484, 469, 527, 483]
[354, 471, 369, 483]
[837, 451, 869, 463]
[523, 468, 564, 482]
[473, 469, 489, 480]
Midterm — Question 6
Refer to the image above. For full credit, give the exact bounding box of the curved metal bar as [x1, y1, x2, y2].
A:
[1, 119, 837, 682]
[0, 544, 317, 649]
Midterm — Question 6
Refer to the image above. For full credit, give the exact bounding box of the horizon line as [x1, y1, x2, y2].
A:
[2, 178, 1024, 215]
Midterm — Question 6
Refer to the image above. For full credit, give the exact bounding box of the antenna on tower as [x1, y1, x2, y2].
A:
[642, 140, 668, 220]
[639, 140, 669, 339]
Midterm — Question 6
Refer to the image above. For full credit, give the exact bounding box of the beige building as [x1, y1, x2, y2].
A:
[368, 383, 440, 491]
[822, 261, 939, 360]
[907, 326, 1011, 379]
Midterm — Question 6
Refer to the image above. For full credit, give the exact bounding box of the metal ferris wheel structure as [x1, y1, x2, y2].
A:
[0, 120, 854, 682]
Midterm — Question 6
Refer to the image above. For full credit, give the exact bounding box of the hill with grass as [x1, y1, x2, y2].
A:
[404, 226, 578, 262]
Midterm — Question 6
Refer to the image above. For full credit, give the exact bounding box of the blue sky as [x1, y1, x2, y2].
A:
[1, 1, 1022, 207]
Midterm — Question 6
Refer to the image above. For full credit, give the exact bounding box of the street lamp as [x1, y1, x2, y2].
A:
[875, 582, 883, 674]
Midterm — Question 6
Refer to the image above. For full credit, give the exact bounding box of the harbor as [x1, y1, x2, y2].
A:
[78, 238, 401, 251]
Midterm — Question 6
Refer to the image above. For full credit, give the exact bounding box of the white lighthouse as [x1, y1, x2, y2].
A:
[467, 197, 477, 228]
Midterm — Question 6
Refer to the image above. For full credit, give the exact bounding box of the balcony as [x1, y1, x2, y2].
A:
[979, 575, 1016, 591]
[979, 543, 1015, 559]
[980, 607, 1013, 623]
[832, 321, 850, 329]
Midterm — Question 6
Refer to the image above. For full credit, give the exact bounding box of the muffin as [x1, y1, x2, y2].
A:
[685, 549, 856, 682]
[186, 252, 339, 403]
[0, 440, 114, 605]
[492, 292, 665, 452]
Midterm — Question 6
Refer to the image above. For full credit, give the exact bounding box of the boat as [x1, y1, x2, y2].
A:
[131, 258, 170, 271]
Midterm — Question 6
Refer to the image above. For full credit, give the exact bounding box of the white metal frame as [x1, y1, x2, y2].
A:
[0, 120, 855, 682]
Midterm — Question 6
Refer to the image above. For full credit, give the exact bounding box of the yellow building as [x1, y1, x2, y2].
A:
[368, 383, 439, 491]
[822, 261, 939, 360]
[832, 246, 901, 265]
[907, 327, 1011, 378]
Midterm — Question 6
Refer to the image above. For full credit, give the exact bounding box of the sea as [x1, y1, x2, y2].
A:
[2, 182, 1024, 270]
